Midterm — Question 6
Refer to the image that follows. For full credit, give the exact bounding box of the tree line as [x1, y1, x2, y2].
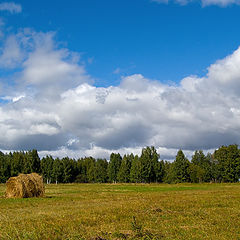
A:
[0, 144, 240, 184]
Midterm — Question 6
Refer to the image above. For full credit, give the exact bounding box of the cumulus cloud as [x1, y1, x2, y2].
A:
[21, 37, 90, 98]
[1, 28, 240, 160]
[0, 2, 22, 13]
[152, 0, 240, 6]
[0, 35, 23, 68]
[208, 47, 240, 91]
[0, 30, 92, 99]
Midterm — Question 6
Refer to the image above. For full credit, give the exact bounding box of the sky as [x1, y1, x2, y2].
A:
[1, 0, 240, 160]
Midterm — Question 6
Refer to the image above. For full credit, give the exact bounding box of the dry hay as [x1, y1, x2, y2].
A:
[5, 173, 45, 198]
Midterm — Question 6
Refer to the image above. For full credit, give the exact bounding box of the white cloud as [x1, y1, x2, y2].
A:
[22, 46, 89, 98]
[1, 94, 25, 102]
[1, 28, 240, 160]
[0, 35, 23, 68]
[208, 47, 240, 91]
[0, 30, 92, 98]
[0, 2, 22, 13]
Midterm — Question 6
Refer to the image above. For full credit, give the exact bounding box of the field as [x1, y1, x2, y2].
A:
[0, 183, 240, 240]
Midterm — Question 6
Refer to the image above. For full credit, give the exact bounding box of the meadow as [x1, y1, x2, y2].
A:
[0, 183, 240, 240]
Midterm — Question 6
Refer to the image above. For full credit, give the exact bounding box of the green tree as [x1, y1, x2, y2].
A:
[191, 150, 213, 182]
[139, 146, 159, 183]
[213, 145, 240, 182]
[87, 158, 96, 183]
[117, 154, 133, 183]
[24, 149, 41, 173]
[75, 158, 87, 183]
[130, 155, 140, 183]
[172, 150, 190, 183]
[62, 157, 76, 183]
[75, 157, 96, 183]
[95, 159, 108, 183]
[11, 151, 25, 176]
[155, 160, 165, 183]
[41, 155, 54, 183]
[52, 158, 63, 184]
[188, 163, 205, 183]
[108, 153, 122, 183]
[163, 161, 175, 183]
[0, 152, 11, 183]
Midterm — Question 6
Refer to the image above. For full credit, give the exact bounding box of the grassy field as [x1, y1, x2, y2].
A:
[0, 183, 240, 240]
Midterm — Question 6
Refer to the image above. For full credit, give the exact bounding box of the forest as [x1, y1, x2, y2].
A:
[0, 144, 240, 184]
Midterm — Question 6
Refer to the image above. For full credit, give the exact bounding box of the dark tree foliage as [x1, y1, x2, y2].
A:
[130, 155, 141, 183]
[117, 154, 133, 183]
[138, 146, 160, 183]
[155, 160, 165, 183]
[163, 161, 175, 183]
[24, 149, 41, 173]
[75, 157, 108, 183]
[62, 157, 77, 183]
[189, 150, 213, 183]
[75, 157, 91, 183]
[95, 159, 108, 183]
[76, 157, 95, 183]
[52, 158, 63, 184]
[0, 144, 240, 184]
[11, 152, 25, 176]
[41, 155, 54, 183]
[108, 153, 122, 183]
[172, 150, 190, 183]
[0, 152, 10, 183]
[213, 145, 240, 182]
[0, 150, 41, 183]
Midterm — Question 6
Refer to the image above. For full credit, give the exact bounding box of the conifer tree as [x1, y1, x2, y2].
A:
[95, 159, 108, 183]
[52, 158, 63, 184]
[41, 155, 54, 183]
[173, 150, 190, 183]
[213, 145, 240, 182]
[117, 154, 133, 182]
[108, 153, 122, 183]
[130, 155, 140, 183]
[139, 146, 159, 183]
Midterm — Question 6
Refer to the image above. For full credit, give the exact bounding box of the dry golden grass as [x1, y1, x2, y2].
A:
[0, 183, 240, 239]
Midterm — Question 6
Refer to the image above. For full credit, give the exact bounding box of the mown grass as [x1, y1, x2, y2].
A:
[0, 183, 240, 240]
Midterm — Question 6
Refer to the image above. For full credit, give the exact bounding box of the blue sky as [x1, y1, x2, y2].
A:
[1, 0, 240, 159]
[4, 0, 240, 86]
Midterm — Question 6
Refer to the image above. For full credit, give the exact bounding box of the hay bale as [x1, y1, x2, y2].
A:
[5, 173, 44, 198]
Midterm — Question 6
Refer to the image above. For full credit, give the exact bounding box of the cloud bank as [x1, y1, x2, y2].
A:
[1, 27, 240, 160]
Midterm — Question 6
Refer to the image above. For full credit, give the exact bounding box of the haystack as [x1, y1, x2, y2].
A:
[5, 173, 44, 198]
